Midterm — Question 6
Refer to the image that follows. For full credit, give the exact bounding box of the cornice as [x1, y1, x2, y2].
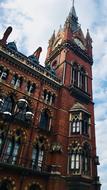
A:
[46, 40, 93, 65]
[0, 44, 62, 90]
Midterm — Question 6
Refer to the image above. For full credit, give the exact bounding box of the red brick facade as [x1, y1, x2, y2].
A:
[0, 4, 100, 190]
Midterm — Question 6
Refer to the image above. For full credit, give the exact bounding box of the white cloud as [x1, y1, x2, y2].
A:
[0, 0, 107, 189]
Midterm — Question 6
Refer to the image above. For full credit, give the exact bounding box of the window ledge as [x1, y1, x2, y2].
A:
[69, 84, 91, 103]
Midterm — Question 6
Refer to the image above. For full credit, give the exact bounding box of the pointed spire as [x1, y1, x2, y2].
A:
[86, 29, 92, 41]
[58, 25, 63, 33]
[49, 30, 55, 47]
[86, 29, 92, 57]
[64, 0, 79, 32]
[69, 0, 78, 19]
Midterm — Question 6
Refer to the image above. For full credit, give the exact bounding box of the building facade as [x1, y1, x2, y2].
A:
[0, 3, 101, 190]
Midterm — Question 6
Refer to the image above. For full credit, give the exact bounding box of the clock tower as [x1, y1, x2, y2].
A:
[45, 2, 101, 190]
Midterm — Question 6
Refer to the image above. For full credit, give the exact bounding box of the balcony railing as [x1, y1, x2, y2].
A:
[0, 154, 48, 174]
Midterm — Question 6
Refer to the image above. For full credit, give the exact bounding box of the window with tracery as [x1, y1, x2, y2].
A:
[68, 142, 91, 176]
[70, 118, 80, 134]
[69, 107, 90, 136]
[69, 143, 81, 174]
[70, 153, 80, 170]
[31, 139, 44, 171]
[71, 63, 88, 92]
[82, 143, 91, 175]
[4, 130, 21, 165]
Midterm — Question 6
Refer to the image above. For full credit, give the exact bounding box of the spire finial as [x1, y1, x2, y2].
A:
[72, 0, 75, 7]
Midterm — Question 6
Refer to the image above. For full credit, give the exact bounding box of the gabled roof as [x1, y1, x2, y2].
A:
[70, 102, 89, 114]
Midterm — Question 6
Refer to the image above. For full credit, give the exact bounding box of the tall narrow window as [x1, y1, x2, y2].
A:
[11, 74, 23, 88]
[72, 64, 78, 86]
[2, 96, 13, 113]
[71, 154, 75, 169]
[11, 74, 18, 86]
[32, 141, 44, 171]
[71, 119, 80, 134]
[80, 68, 86, 91]
[4, 135, 20, 165]
[26, 81, 36, 94]
[0, 137, 3, 154]
[82, 143, 90, 175]
[39, 110, 50, 130]
[82, 114, 89, 135]
[70, 153, 80, 173]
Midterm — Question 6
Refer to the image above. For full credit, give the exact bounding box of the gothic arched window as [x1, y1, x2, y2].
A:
[4, 131, 21, 164]
[72, 63, 78, 86]
[0, 180, 12, 190]
[82, 143, 91, 175]
[39, 109, 51, 130]
[11, 74, 23, 88]
[2, 96, 13, 113]
[82, 113, 89, 135]
[4, 140, 20, 164]
[80, 67, 86, 91]
[69, 151, 80, 174]
[26, 81, 36, 94]
[71, 119, 80, 134]
[32, 139, 44, 171]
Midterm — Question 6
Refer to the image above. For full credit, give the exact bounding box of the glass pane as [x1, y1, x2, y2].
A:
[71, 154, 75, 169]
[12, 143, 19, 164]
[38, 150, 44, 168]
[7, 141, 12, 155]
[85, 157, 88, 171]
[72, 122, 76, 133]
[32, 148, 37, 160]
[76, 154, 80, 169]
[76, 121, 80, 132]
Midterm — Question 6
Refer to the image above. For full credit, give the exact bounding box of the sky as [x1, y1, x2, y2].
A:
[0, 0, 107, 189]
